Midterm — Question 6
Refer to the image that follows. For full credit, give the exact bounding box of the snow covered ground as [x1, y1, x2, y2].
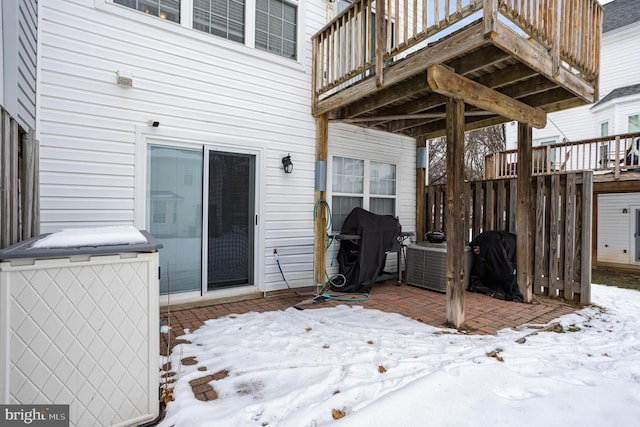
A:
[159, 284, 640, 427]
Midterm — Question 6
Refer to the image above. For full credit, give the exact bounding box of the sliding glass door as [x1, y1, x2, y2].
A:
[147, 145, 203, 294]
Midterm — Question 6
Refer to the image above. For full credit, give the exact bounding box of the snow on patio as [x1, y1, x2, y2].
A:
[159, 284, 640, 427]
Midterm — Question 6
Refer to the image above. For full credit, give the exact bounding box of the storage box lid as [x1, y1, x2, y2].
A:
[0, 228, 163, 260]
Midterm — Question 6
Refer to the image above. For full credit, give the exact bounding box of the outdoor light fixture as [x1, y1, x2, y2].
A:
[282, 154, 293, 174]
[623, 208, 628, 214]
[147, 120, 160, 127]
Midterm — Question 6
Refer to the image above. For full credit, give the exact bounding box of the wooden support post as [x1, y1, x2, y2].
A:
[314, 114, 329, 286]
[416, 135, 427, 243]
[517, 122, 533, 303]
[445, 97, 465, 328]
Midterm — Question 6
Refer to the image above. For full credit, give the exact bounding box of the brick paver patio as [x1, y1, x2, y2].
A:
[159, 280, 580, 402]
[161, 281, 579, 342]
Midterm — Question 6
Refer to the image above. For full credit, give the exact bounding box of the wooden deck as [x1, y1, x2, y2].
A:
[311, 0, 603, 327]
[312, 0, 602, 138]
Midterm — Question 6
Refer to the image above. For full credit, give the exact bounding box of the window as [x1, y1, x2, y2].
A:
[111, 0, 299, 60]
[338, 0, 353, 13]
[114, 0, 180, 22]
[193, 0, 245, 43]
[369, 161, 396, 215]
[152, 200, 168, 224]
[255, 0, 297, 59]
[629, 114, 640, 132]
[600, 121, 609, 137]
[331, 156, 396, 231]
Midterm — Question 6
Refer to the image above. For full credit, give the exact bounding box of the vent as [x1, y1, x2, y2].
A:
[406, 242, 472, 292]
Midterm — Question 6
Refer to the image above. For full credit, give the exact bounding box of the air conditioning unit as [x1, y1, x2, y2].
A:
[405, 242, 472, 292]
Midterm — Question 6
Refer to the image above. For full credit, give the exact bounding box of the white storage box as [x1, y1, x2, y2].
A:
[405, 242, 472, 292]
[0, 229, 162, 426]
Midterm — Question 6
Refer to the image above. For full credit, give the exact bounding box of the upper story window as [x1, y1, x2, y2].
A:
[194, 0, 245, 43]
[115, 0, 180, 23]
[112, 0, 297, 60]
[255, 0, 297, 59]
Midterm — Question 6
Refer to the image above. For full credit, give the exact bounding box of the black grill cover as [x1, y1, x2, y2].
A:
[336, 207, 401, 293]
[468, 230, 524, 302]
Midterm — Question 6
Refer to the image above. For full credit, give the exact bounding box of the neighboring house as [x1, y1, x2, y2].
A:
[506, 0, 640, 146]
[505, 0, 640, 271]
[35, 0, 417, 305]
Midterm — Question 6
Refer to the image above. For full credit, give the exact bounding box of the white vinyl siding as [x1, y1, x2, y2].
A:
[37, 0, 416, 294]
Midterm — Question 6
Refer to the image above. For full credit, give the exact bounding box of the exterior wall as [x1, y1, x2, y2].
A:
[36, 1, 416, 295]
[1, 0, 38, 130]
[505, 21, 640, 148]
[597, 193, 640, 266]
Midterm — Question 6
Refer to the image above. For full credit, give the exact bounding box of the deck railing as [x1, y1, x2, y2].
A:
[484, 132, 640, 179]
[312, 0, 602, 103]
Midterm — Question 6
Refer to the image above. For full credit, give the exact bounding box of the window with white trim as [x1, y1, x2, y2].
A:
[600, 121, 609, 137]
[255, 0, 297, 59]
[112, 0, 298, 60]
[331, 156, 397, 231]
[115, 0, 180, 22]
[194, 0, 245, 42]
[629, 114, 640, 132]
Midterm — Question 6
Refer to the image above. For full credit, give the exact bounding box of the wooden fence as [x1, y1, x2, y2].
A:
[0, 107, 39, 249]
[425, 171, 592, 303]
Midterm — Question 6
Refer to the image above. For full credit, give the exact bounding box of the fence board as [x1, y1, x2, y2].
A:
[580, 171, 592, 304]
[1, 111, 11, 248]
[563, 173, 576, 300]
[473, 181, 483, 240]
[0, 107, 39, 249]
[534, 176, 547, 295]
[424, 172, 592, 302]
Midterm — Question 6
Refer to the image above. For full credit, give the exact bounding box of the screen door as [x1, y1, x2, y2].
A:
[203, 149, 256, 290]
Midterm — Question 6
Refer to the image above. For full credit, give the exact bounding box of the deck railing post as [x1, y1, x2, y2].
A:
[375, 0, 385, 87]
[614, 136, 621, 179]
[483, 0, 498, 38]
[551, 0, 562, 77]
